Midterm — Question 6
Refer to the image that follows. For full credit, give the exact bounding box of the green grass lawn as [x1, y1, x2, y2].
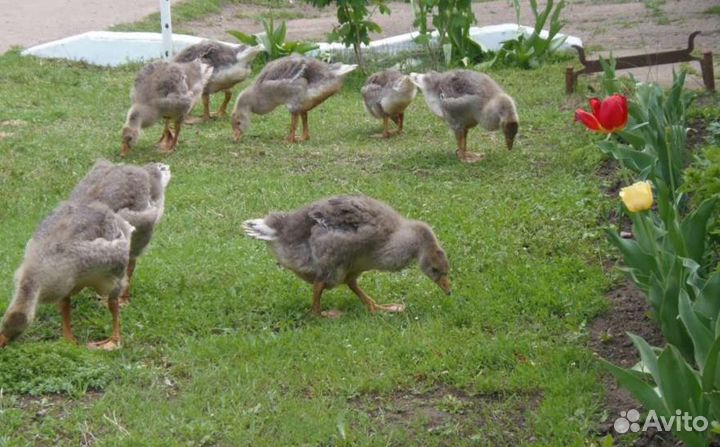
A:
[0, 51, 614, 445]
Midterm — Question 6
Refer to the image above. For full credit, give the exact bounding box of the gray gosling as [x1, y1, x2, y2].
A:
[243, 195, 451, 318]
[0, 202, 134, 350]
[231, 55, 357, 143]
[411, 70, 519, 163]
[361, 70, 417, 138]
[173, 41, 262, 122]
[70, 160, 172, 305]
[121, 59, 213, 156]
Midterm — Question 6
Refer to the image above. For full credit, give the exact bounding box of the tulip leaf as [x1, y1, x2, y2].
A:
[657, 345, 703, 413]
[680, 197, 718, 263]
[650, 269, 695, 361]
[628, 212, 657, 254]
[694, 273, 720, 328]
[704, 391, 720, 423]
[227, 30, 259, 46]
[701, 336, 720, 391]
[597, 141, 655, 177]
[678, 289, 713, 370]
[602, 358, 669, 417]
[629, 333, 661, 384]
[606, 229, 658, 280]
[617, 129, 646, 150]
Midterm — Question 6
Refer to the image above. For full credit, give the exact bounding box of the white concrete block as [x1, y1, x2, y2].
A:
[21, 31, 239, 67]
[21, 25, 582, 67]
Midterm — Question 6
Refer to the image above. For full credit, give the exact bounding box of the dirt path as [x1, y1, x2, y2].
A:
[2, 0, 717, 87]
[185, 0, 719, 88]
[185, 0, 719, 53]
[0, 0, 159, 53]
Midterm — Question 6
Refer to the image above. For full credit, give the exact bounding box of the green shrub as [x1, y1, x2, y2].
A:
[485, 0, 567, 69]
[410, 0, 484, 67]
[303, 0, 390, 71]
[684, 144, 720, 268]
[228, 16, 318, 62]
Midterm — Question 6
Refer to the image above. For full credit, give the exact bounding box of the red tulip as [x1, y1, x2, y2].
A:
[575, 94, 628, 134]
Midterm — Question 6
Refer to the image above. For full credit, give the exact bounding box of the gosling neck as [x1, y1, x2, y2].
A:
[379, 221, 433, 271]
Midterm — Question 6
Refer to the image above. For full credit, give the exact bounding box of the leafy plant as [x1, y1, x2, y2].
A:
[228, 16, 318, 62]
[598, 71, 694, 202]
[608, 191, 718, 358]
[487, 0, 567, 69]
[603, 263, 720, 445]
[410, 0, 484, 67]
[685, 146, 720, 215]
[684, 144, 720, 269]
[598, 55, 622, 98]
[303, 0, 390, 71]
[604, 332, 719, 446]
[590, 68, 720, 445]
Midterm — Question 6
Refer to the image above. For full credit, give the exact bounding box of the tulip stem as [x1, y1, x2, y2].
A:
[637, 211, 662, 279]
[665, 128, 678, 197]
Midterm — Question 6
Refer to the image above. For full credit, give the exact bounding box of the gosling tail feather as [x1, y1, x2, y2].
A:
[242, 219, 277, 241]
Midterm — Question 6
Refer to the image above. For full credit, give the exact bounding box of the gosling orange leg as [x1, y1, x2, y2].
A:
[312, 281, 343, 318]
[312, 281, 325, 315]
[300, 111, 310, 141]
[382, 116, 391, 138]
[398, 113, 404, 133]
[118, 258, 136, 307]
[215, 91, 233, 118]
[185, 94, 211, 124]
[286, 113, 299, 143]
[201, 94, 211, 121]
[88, 295, 121, 350]
[160, 119, 182, 153]
[347, 278, 405, 313]
[155, 119, 172, 146]
[456, 128, 483, 163]
[58, 296, 77, 344]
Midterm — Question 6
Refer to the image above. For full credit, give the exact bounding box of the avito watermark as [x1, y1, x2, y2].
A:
[614, 409, 709, 434]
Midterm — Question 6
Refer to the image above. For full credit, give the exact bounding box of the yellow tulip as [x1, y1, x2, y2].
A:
[619, 181, 654, 212]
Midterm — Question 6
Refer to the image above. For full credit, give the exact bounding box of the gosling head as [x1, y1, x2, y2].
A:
[495, 94, 519, 150]
[231, 95, 251, 142]
[120, 125, 139, 157]
[409, 71, 437, 92]
[414, 222, 451, 295]
[396, 75, 418, 95]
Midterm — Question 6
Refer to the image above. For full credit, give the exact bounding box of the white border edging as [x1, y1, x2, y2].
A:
[21, 24, 582, 67]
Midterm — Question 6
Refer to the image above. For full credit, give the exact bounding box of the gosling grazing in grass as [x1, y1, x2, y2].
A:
[243, 195, 451, 318]
[231, 55, 357, 143]
[121, 59, 213, 156]
[0, 201, 134, 350]
[70, 160, 171, 305]
[361, 70, 417, 138]
[410, 70, 519, 163]
[173, 41, 262, 122]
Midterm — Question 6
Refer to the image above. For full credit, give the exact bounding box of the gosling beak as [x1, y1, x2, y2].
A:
[0, 333, 9, 348]
[436, 276, 452, 295]
[503, 121, 518, 150]
[120, 142, 131, 157]
[233, 128, 243, 142]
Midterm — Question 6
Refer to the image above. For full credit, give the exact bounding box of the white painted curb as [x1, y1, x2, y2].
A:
[21, 25, 582, 67]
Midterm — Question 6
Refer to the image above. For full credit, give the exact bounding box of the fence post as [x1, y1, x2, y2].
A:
[160, 0, 173, 59]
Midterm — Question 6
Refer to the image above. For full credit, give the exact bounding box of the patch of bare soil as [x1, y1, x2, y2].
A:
[350, 385, 542, 445]
[185, 0, 720, 55]
[688, 117, 711, 152]
[590, 159, 674, 446]
[589, 282, 677, 446]
[9, 391, 105, 445]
